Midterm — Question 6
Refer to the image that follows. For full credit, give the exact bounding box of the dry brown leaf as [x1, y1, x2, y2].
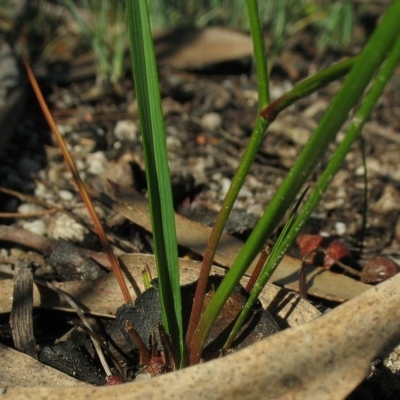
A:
[1, 255, 320, 323]
[154, 27, 253, 69]
[0, 343, 89, 388]
[49, 27, 253, 82]
[3, 272, 400, 399]
[106, 184, 372, 302]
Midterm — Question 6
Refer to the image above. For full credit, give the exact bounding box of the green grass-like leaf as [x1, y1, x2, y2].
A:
[189, 0, 400, 365]
[185, 0, 271, 355]
[268, 30, 400, 281]
[125, 0, 183, 366]
[222, 187, 308, 351]
[227, 31, 400, 344]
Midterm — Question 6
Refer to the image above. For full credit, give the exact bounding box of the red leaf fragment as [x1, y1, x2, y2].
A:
[296, 234, 351, 269]
[106, 375, 123, 385]
[147, 356, 167, 377]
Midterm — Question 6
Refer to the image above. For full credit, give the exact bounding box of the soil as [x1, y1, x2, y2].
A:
[1, 3, 400, 397]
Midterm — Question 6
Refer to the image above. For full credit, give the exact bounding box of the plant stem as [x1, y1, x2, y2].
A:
[126, 0, 183, 366]
[223, 190, 307, 351]
[185, 0, 270, 356]
[247, 0, 270, 110]
[185, 25, 356, 359]
[228, 30, 400, 348]
[188, 0, 400, 365]
[260, 56, 356, 120]
[23, 58, 132, 304]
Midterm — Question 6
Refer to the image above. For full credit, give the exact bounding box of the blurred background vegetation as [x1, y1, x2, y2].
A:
[0, 0, 390, 92]
[1, 0, 389, 56]
[149, 0, 358, 55]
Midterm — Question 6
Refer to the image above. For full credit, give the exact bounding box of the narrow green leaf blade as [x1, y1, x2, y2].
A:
[125, 0, 183, 365]
[229, 31, 400, 349]
[190, 0, 400, 363]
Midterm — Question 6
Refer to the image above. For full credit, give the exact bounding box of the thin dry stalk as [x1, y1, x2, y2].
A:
[23, 58, 132, 304]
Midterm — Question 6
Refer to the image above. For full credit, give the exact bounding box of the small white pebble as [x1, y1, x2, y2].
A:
[34, 182, 54, 200]
[247, 203, 263, 216]
[211, 172, 223, 181]
[335, 222, 347, 236]
[75, 159, 86, 172]
[166, 136, 182, 150]
[220, 177, 231, 197]
[47, 213, 87, 242]
[114, 120, 139, 142]
[201, 113, 222, 131]
[22, 220, 47, 236]
[135, 373, 152, 381]
[113, 141, 122, 150]
[355, 165, 365, 176]
[238, 186, 253, 199]
[17, 203, 43, 214]
[56, 124, 71, 136]
[86, 152, 108, 175]
[59, 190, 74, 201]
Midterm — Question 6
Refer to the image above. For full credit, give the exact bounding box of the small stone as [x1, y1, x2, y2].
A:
[59, 190, 74, 201]
[371, 185, 400, 213]
[212, 88, 230, 110]
[114, 120, 138, 142]
[56, 124, 71, 136]
[86, 152, 108, 175]
[362, 256, 400, 284]
[238, 186, 252, 199]
[247, 203, 263, 216]
[135, 373, 151, 381]
[334, 222, 347, 236]
[220, 177, 231, 197]
[34, 182, 54, 200]
[47, 213, 87, 242]
[201, 113, 222, 131]
[113, 141, 122, 150]
[75, 159, 86, 172]
[166, 135, 182, 150]
[17, 203, 43, 214]
[22, 219, 46, 236]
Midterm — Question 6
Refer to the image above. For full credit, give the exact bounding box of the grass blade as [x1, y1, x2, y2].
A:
[189, 0, 400, 365]
[125, 0, 183, 365]
[260, 56, 357, 120]
[227, 31, 400, 344]
[267, 29, 400, 283]
[185, 0, 271, 354]
[23, 58, 132, 304]
[222, 188, 308, 351]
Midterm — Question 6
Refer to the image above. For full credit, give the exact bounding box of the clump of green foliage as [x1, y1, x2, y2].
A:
[126, 0, 400, 368]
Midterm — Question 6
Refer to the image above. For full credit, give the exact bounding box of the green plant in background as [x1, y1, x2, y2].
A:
[61, 0, 126, 92]
[265, 0, 355, 55]
[147, 0, 356, 55]
[312, 1, 354, 53]
[0, 0, 16, 30]
[126, 0, 400, 369]
[53, 0, 360, 102]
